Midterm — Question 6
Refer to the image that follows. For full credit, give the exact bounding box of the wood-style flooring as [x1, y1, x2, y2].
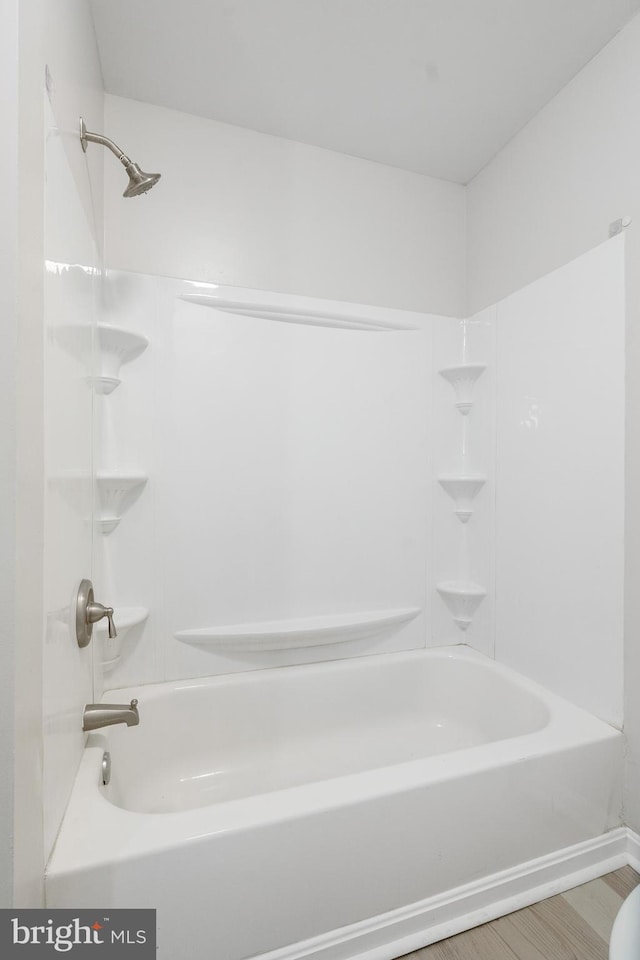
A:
[399, 866, 640, 960]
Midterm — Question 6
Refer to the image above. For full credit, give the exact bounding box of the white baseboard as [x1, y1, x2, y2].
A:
[256, 828, 638, 960]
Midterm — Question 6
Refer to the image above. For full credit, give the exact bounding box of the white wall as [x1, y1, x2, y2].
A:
[42, 0, 105, 868]
[467, 11, 640, 314]
[45, 1, 105, 254]
[103, 95, 466, 318]
[0, 0, 104, 906]
[467, 11, 640, 827]
[11, 0, 46, 909]
[0, 0, 21, 909]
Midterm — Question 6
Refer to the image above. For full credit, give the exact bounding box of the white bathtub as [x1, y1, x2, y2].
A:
[46, 646, 622, 960]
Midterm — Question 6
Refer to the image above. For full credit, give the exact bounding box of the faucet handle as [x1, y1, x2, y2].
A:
[76, 580, 118, 647]
[87, 600, 117, 638]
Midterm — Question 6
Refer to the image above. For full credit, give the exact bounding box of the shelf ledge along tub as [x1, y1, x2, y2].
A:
[46, 645, 622, 960]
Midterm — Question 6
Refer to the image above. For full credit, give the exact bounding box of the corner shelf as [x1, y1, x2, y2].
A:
[88, 325, 149, 394]
[437, 475, 487, 524]
[175, 607, 421, 652]
[55, 323, 148, 394]
[96, 473, 148, 534]
[436, 582, 486, 631]
[97, 606, 149, 671]
[439, 364, 487, 415]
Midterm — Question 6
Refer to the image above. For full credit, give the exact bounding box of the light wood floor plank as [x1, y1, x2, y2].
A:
[602, 864, 640, 899]
[408, 938, 460, 960]
[490, 902, 578, 960]
[560, 876, 623, 942]
[406, 941, 452, 960]
[410, 922, 521, 960]
[398, 866, 634, 960]
[449, 923, 521, 960]
[528, 896, 608, 960]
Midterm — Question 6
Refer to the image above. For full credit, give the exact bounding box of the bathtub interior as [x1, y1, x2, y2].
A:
[102, 647, 555, 814]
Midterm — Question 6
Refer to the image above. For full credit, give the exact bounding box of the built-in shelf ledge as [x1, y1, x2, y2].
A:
[437, 475, 487, 523]
[436, 582, 486, 631]
[179, 294, 419, 332]
[96, 474, 148, 534]
[175, 607, 421, 652]
[97, 606, 149, 671]
[439, 364, 487, 415]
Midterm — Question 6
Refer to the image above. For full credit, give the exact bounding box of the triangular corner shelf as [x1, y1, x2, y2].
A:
[436, 581, 486, 631]
[437, 475, 487, 523]
[96, 473, 148, 534]
[90, 325, 148, 395]
[57, 324, 148, 395]
[438, 364, 487, 415]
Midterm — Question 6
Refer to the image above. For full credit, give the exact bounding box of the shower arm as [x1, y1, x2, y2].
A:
[79, 117, 161, 198]
[80, 119, 133, 167]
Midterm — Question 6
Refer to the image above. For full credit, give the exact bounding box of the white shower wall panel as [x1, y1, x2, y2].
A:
[100, 272, 436, 686]
[494, 236, 625, 725]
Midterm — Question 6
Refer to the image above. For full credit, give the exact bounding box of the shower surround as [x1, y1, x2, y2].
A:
[88, 236, 624, 721]
[46, 236, 626, 956]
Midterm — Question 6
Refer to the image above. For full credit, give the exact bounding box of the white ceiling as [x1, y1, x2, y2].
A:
[90, 0, 640, 184]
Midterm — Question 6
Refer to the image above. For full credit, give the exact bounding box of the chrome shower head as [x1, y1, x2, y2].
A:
[80, 118, 161, 198]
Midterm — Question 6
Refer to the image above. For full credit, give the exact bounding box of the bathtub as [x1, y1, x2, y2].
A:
[46, 645, 622, 960]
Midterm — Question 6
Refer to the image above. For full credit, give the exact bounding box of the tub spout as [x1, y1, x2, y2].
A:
[82, 699, 139, 732]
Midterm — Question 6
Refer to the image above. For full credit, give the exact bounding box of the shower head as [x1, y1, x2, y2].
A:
[122, 161, 162, 198]
[80, 118, 161, 198]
